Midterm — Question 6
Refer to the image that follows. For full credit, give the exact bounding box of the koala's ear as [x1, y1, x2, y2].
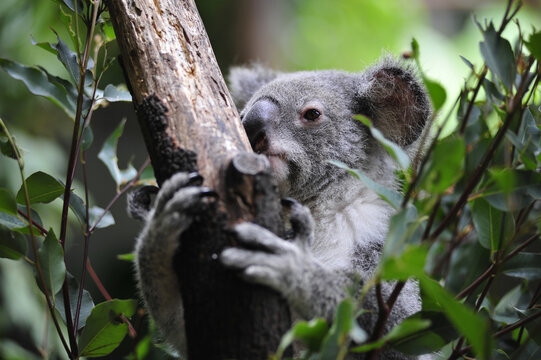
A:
[228, 65, 281, 109]
[357, 61, 432, 146]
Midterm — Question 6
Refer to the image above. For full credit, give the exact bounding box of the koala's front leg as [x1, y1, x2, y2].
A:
[133, 172, 215, 355]
[221, 200, 351, 321]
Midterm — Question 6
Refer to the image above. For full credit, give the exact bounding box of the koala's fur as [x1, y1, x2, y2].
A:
[131, 58, 432, 359]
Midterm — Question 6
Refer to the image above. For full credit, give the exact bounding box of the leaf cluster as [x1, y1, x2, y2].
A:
[277, 1, 541, 359]
[0, 1, 155, 359]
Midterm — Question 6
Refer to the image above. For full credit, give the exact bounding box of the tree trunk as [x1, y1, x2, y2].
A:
[105, 0, 291, 358]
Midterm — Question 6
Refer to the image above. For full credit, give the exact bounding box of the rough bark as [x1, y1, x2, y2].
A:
[106, 0, 291, 358]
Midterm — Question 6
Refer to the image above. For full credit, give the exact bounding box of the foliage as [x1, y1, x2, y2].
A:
[275, 1, 541, 359]
[0, 0, 154, 359]
[0, 0, 539, 360]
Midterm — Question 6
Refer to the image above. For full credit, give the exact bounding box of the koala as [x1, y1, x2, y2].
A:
[130, 57, 432, 359]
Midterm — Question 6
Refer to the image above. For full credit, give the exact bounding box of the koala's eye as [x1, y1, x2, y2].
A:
[303, 108, 321, 122]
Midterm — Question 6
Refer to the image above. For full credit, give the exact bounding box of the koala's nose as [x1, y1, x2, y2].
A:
[242, 99, 278, 153]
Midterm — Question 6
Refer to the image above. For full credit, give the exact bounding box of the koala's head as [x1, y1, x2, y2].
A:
[228, 60, 431, 202]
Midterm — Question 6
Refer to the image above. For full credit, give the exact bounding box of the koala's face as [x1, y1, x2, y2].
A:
[239, 71, 368, 200]
[228, 61, 431, 202]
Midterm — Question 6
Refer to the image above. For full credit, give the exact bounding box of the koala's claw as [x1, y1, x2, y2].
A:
[187, 172, 204, 186]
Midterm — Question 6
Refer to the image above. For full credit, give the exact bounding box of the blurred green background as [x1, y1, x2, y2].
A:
[0, 0, 540, 358]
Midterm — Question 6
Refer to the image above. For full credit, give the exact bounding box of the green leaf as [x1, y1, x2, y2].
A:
[352, 318, 431, 353]
[380, 244, 428, 281]
[30, 35, 58, 55]
[328, 160, 403, 210]
[53, 33, 80, 84]
[390, 311, 457, 355]
[16, 171, 65, 205]
[525, 31, 541, 61]
[68, 192, 87, 225]
[410, 38, 420, 60]
[0, 138, 17, 159]
[81, 125, 94, 151]
[502, 252, 541, 281]
[0, 59, 77, 118]
[53, 0, 84, 15]
[319, 298, 355, 360]
[0, 225, 28, 259]
[493, 285, 529, 324]
[423, 77, 446, 112]
[511, 108, 541, 170]
[478, 22, 516, 91]
[484, 169, 541, 211]
[277, 318, 329, 356]
[0, 211, 26, 230]
[55, 273, 94, 330]
[471, 198, 514, 251]
[460, 55, 474, 70]
[419, 136, 465, 194]
[36, 229, 66, 296]
[419, 276, 492, 359]
[382, 206, 422, 260]
[0, 189, 17, 215]
[102, 84, 132, 102]
[355, 115, 410, 170]
[98, 119, 137, 187]
[117, 252, 136, 262]
[78, 299, 137, 357]
[89, 206, 115, 229]
[445, 241, 490, 295]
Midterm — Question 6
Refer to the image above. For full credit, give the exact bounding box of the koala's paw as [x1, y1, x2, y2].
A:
[144, 172, 217, 242]
[220, 198, 314, 296]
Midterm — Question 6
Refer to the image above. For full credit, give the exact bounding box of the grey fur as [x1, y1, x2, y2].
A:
[131, 58, 432, 359]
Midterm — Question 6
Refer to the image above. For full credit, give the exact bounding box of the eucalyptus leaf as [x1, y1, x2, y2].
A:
[78, 299, 137, 357]
[382, 206, 422, 260]
[81, 126, 94, 151]
[68, 193, 86, 225]
[0, 59, 76, 118]
[493, 285, 530, 324]
[55, 273, 95, 330]
[502, 252, 541, 280]
[380, 244, 428, 281]
[471, 198, 514, 251]
[352, 318, 431, 353]
[89, 206, 115, 229]
[419, 136, 465, 194]
[390, 311, 457, 355]
[0, 225, 28, 260]
[16, 171, 65, 205]
[479, 22, 516, 91]
[0, 189, 17, 215]
[0, 138, 17, 159]
[328, 160, 403, 210]
[98, 119, 138, 187]
[36, 229, 66, 296]
[319, 299, 355, 360]
[0, 211, 26, 230]
[103, 84, 132, 102]
[420, 276, 492, 359]
[423, 77, 446, 112]
[484, 169, 541, 211]
[525, 30, 541, 61]
[355, 115, 410, 170]
[53, 33, 80, 84]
